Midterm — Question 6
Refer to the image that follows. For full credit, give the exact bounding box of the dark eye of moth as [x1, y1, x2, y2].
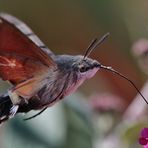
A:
[79, 66, 89, 73]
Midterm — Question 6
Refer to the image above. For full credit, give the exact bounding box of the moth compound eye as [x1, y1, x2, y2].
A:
[79, 66, 89, 73]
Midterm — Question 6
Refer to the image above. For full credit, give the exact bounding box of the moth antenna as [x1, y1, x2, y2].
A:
[83, 32, 110, 60]
[100, 65, 148, 105]
[83, 38, 98, 60]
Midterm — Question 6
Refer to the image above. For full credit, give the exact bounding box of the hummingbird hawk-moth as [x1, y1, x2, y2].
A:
[0, 13, 147, 123]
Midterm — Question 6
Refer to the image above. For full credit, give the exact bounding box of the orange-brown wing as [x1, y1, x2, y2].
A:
[0, 54, 50, 84]
[0, 13, 56, 84]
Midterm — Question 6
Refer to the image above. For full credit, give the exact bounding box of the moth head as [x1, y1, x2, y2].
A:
[55, 33, 109, 79]
[73, 56, 101, 79]
[55, 55, 100, 79]
[73, 32, 109, 79]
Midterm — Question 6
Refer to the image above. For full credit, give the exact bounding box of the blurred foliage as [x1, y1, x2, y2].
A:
[0, 0, 148, 148]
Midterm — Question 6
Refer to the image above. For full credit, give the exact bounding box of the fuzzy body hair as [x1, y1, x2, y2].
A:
[18, 55, 100, 112]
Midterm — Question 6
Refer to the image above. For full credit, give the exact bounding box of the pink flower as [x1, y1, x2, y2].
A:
[139, 128, 148, 147]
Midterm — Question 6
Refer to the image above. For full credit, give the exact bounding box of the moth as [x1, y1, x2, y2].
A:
[0, 13, 147, 123]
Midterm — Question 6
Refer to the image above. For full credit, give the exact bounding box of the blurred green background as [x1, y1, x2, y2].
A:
[0, 0, 148, 148]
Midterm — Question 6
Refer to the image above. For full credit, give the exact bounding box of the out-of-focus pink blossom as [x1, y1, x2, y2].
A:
[139, 128, 148, 147]
[132, 39, 148, 56]
[89, 93, 124, 112]
[132, 39, 148, 74]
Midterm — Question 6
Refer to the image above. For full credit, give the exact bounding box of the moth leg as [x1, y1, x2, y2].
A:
[24, 107, 47, 121]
